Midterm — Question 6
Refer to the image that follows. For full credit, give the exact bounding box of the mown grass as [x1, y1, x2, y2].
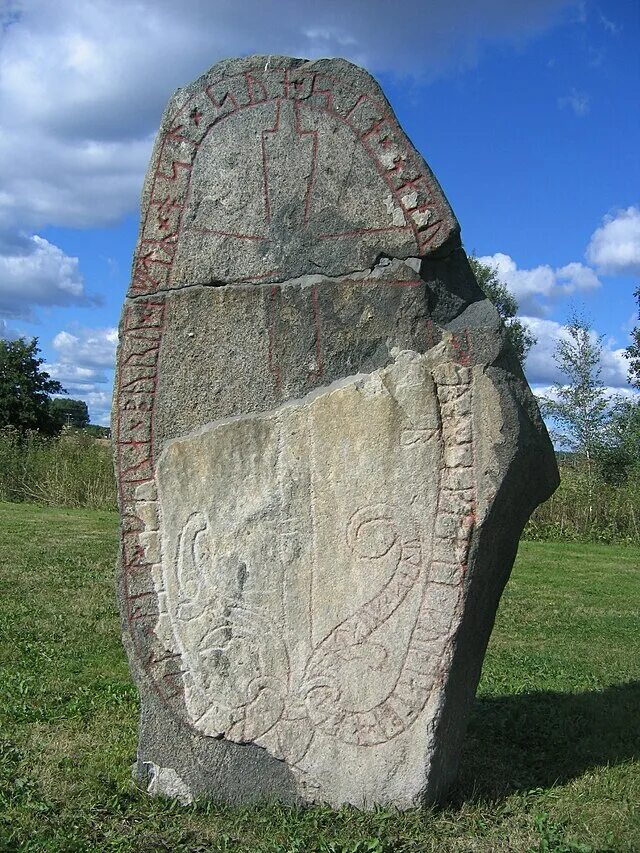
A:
[0, 501, 638, 852]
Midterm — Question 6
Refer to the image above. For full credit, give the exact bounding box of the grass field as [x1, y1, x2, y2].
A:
[0, 502, 638, 852]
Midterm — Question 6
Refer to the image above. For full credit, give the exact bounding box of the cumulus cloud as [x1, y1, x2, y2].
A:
[46, 325, 117, 423]
[51, 327, 118, 369]
[46, 362, 108, 387]
[0, 235, 89, 318]
[0, 0, 577, 230]
[586, 207, 640, 276]
[81, 391, 113, 427]
[476, 252, 600, 316]
[0, 136, 152, 231]
[523, 316, 630, 388]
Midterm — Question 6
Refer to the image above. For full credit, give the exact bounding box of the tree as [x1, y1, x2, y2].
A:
[539, 313, 612, 523]
[626, 286, 640, 388]
[598, 396, 640, 483]
[468, 256, 536, 365]
[600, 290, 640, 482]
[51, 397, 89, 430]
[540, 312, 609, 462]
[0, 338, 65, 436]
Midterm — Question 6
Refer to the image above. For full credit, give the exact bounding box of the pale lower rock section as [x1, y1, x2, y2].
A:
[141, 761, 194, 805]
[131, 341, 494, 808]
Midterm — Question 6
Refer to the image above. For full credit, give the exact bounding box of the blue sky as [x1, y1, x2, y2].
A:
[0, 0, 638, 424]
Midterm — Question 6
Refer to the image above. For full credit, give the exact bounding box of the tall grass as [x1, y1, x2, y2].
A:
[1, 428, 638, 543]
[0, 428, 116, 510]
[525, 459, 640, 544]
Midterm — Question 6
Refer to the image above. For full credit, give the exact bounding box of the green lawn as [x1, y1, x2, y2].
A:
[0, 502, 638, 852]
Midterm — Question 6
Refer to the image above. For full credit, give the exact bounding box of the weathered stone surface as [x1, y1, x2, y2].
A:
[129, 55, 458, 294]
[113, 55, 558, 809]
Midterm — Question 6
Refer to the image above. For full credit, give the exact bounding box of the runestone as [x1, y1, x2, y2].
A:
[113, 55, 558, 808]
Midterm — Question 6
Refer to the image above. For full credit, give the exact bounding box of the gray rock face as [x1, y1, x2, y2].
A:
[113, 55, 558, 809]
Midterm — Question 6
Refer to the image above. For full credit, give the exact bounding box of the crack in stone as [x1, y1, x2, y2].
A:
[125, 255, 431, 302]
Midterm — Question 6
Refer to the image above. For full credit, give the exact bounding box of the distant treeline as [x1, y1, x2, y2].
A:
[0, 428, 638, 544]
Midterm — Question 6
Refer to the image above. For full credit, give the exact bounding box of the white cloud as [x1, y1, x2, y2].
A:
[0, 135, 152, 231]
[45, 325, 117, 423]
[586, 207, 640, 276]
[46, 363, 108, 386]
[0, 235, 89, 318]
[555, 261, 600, 291]
[82, 391, 113, 426]
[558, 88, 590, 116]
[477, 252, 600, 316]
[0, 0, 577, 231]
[51, 327, 117, 369]
[523, 316, 630, 388]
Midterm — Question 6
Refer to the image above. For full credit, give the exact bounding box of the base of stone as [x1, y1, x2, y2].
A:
[134, 684, 298, 805]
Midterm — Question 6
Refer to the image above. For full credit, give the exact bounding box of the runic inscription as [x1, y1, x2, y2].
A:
[130, 65, 458, 294]
[114, 55, 558, 809]
[133, 353, 476, 778]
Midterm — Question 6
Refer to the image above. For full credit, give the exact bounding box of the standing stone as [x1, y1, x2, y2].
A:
[113, 55, 558, 809]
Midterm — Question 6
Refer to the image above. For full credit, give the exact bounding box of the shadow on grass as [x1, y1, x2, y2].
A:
[455, 680, 640, 802]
